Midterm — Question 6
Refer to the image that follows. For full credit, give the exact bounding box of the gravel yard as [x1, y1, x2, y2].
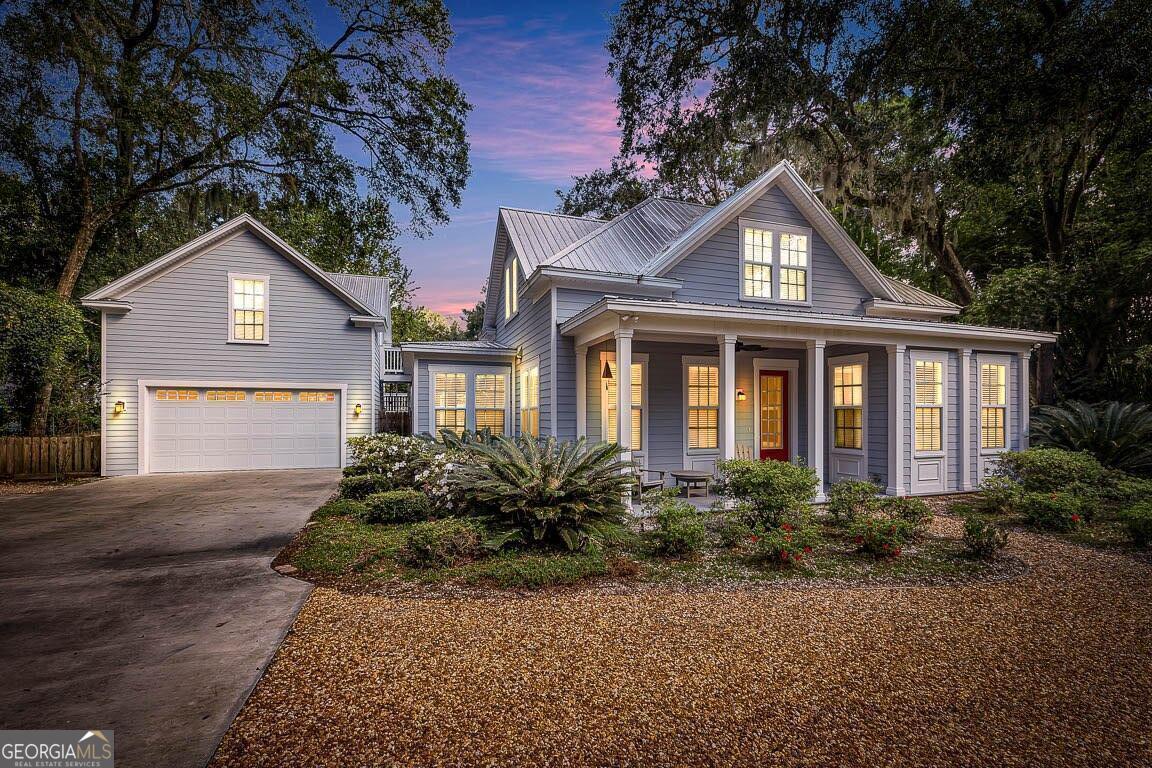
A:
[211, 519, 1152, 767]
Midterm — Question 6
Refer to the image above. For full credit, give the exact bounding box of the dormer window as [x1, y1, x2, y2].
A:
[740, 220, 810, 304]
[229, 274, 268, 343]
[503, 258, 518, 320]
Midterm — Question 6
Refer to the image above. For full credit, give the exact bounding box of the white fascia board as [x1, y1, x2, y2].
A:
[350, 315, 390, 328]
[523, 266, 681, 302]
[81, 299, 132, 313]
[559, 298, 1057, 346]
[82, 214, 378, 317]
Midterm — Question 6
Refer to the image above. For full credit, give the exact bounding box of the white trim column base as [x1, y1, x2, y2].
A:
[886, 343, 907, 496]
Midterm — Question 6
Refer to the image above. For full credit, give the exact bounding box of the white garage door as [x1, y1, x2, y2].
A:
[148, 387, 341, 473]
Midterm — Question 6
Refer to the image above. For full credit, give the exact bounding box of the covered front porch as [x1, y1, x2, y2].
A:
[561, 298, 1042, 499]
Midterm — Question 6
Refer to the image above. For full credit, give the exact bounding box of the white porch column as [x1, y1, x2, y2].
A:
[615, 328, 633, 463]
[575, 345, 588, 440]
[959, 348, 972, 491]
[719, 333, 738, 462]
[1019, 349, 1032, 450]
[806, 339, 826, 502]
[886, 344, 907, 496]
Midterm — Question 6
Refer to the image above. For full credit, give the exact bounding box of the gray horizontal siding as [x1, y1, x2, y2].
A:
[666, 185, 873, 314]
[493, 278, 553, 436]
[103, 230, 373, 475]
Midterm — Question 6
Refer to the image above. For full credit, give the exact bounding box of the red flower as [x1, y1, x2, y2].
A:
[781, 523, 793, 532]
[803, 546, 813, 554]
[780, 551, 790, 560]
[750, 535, 759, 543]
[853, 535, 864, 544]
[893, 547, 902, 557]
[784, 533, 793, 542]
[1071, 514, 1081, 523]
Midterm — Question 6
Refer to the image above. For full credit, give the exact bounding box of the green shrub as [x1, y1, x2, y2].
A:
[1032, 401, 1152, 476]
[825, 479, 882, 525]
[962, 515, 1010, 559]
[449, 436, 633, 552]
[715, 514, 754, 549]
[1104, 474, 1152, 507]
[361, 489, 433, 524]
[650, 499, 708, 557]
[314, 498, 369, 520]
[849, 517, 915, 557]
[749, 522, 819, 567]
[972, 475, 1025, 516]
[1019, 491, 1089, 531]
[400, 518, 485, 567]
[342, 464, 370, 477]
[339, 473, 397, 500]
[1122, 502, 1152, 547]
[875, 496, 934, 530]
[716, 459, 818, 527]
[457, 551, 610, 589]
[996, 448, 1107, 494]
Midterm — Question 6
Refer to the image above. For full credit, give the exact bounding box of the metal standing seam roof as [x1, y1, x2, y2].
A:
[325, 273, 391, 317]
[882, 277, 961, 309]
[399, 340, 517, 354]
[499, 207, 606, 272]
[547, 198, 710, 274]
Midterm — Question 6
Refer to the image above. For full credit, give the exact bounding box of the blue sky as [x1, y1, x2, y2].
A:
[378, 0, 623, 318]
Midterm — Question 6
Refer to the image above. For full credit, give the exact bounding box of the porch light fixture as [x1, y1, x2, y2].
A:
[354, 403, 363, 417]
[113, 400, 126, 415]
[602, 360, 613, 379]
[736, 389, 747, 401]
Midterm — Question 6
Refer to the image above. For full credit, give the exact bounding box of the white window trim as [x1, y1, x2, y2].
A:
[828, 352, 869, 458]
[682, 355, 721, 456]
[978, 353, 1012, 456]
[912, 351, 948, 459]
[504, 258, 519, 321]
[427, 364, 512, 437]
[228, 272, 270, 345]
[738, 218, 813, 308]
[518, 359, 540, 437]
[753, 358, 800, 464]
[599, 351, 649, 457]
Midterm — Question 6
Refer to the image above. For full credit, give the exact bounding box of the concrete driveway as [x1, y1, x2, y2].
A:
[0, 470, 338, 768]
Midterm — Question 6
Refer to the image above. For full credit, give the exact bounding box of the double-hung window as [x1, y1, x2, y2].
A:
[914, 359, 944, 452]
[475, 374, 507, 436]
[433, 372, 467, 437]
[740, 221, 810, 303]
[519, 364, 539, 437]
[980, 362, 1008, 450]
[602, 355, 645, 451]
[686, 361, 720, 450]
[229, 274, 268, 342]
[504, 258, 518, 320]
[831, 360, 865, 450]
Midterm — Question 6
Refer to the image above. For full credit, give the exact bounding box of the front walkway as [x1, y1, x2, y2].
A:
[0, 470, 337, 768]
[209, 518, 1152, 767]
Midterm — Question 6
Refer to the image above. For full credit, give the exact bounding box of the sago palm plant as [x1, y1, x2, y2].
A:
[448, 435, 634, 552]
[1031, 400, 1152, 476]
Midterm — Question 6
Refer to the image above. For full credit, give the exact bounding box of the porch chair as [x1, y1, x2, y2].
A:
[632, 461, 668, 497]
[736, 444, 754, 461]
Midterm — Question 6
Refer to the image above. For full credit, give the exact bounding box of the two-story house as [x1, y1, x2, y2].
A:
[85, 162, 1054, 497]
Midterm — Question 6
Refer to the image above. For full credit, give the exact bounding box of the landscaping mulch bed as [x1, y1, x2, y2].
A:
[211, 522, 1152, 767]
[0, 476, 101, 497]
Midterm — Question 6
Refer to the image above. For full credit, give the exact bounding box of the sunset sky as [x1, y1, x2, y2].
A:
[376, 0, 623, 320]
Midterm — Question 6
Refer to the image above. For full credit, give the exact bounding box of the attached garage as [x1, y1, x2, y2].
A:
[143, 385, 344, 473]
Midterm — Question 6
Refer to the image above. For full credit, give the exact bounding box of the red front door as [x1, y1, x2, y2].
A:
[759, 370, 789, 461]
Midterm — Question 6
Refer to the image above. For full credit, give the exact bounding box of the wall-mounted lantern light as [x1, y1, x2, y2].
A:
[113, 400, 126, 415]
[354, 403, 363, 417]
[736, 389, 747, 401]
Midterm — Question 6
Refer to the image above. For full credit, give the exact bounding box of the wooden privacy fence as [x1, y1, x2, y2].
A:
[0, 433, 100, 478]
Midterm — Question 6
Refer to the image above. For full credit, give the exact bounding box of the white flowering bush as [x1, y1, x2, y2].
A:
[414, 450, 464, 512]
[347, 434, 435, 486]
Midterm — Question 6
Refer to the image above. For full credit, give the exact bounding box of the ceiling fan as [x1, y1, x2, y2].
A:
[735, 341, 767, 352]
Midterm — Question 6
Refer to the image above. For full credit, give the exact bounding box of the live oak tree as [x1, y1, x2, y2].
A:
[0, 0, 470, 432]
